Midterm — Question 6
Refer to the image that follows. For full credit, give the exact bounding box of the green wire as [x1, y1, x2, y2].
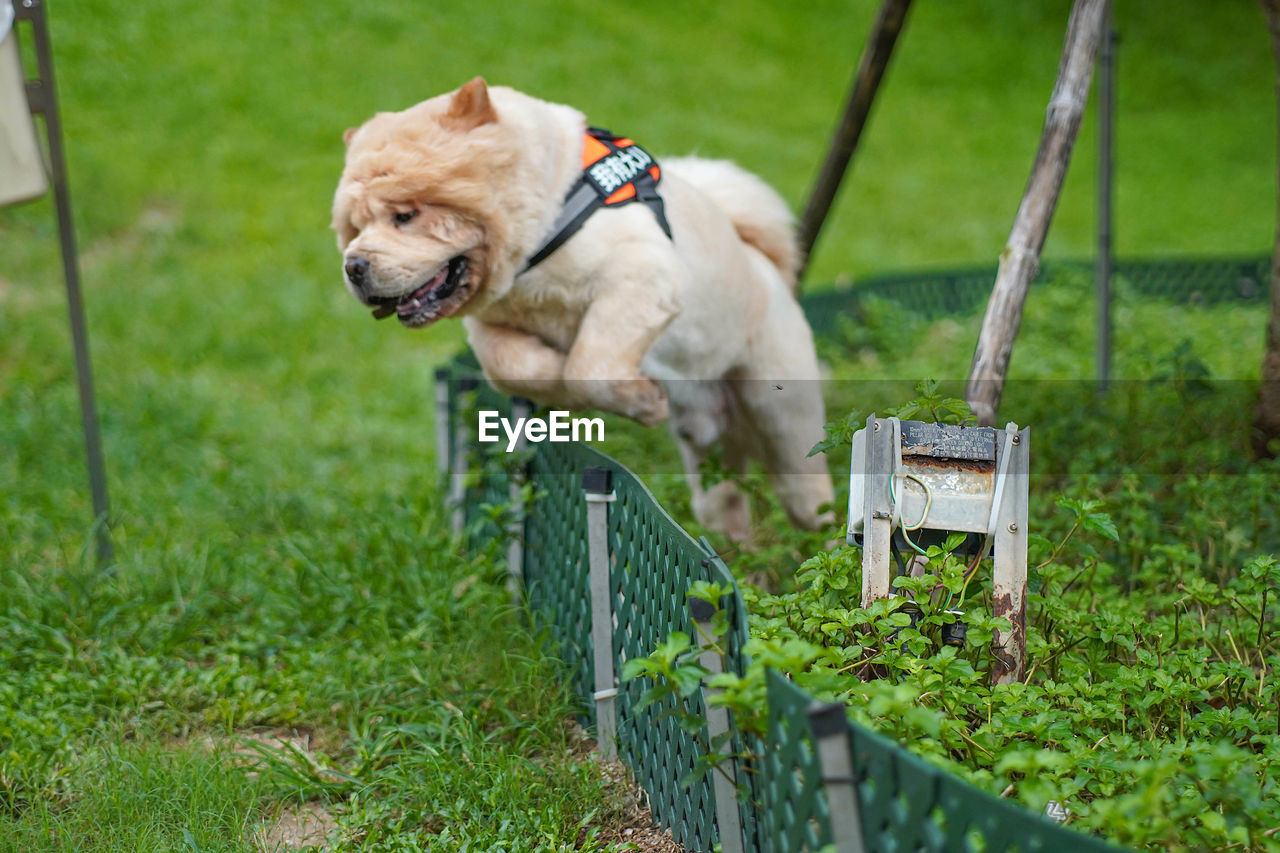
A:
[889, 472, 929, 555]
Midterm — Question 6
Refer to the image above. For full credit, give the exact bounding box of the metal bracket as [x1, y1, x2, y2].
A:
[972, 421, 1020, 564]
[985, 422, 1019, 540]
[23, 78, 46, 113]
[12, 0, 39, 22]
[887, 416, 904, 531]
[852, 415, 1030, 683]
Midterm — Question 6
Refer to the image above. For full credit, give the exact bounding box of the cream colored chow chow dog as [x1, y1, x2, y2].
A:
[332, 78, 833, 539]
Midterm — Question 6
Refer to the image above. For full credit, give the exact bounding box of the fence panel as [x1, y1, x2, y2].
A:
[522, 440, 596, 709]
[758, 672, 833, 852]
[516, 438, 754, 852]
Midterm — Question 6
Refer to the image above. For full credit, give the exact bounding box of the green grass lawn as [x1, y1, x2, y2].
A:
[1, 0, 1277, 848]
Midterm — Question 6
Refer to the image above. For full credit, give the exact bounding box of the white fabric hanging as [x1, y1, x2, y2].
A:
[0, 0, 49, 207]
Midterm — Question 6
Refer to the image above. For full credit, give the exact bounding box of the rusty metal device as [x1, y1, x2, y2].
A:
[847, 415, 1029, 684]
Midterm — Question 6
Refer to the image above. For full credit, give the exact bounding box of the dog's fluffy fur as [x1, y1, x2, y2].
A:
[333, 78, 833, 539]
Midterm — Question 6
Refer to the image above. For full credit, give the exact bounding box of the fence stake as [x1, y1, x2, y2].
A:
[964, 0, 1111, 424]
[449, 377, 477, 537]
[690, 597, 745, 853]
[582, 465, 618, 761]
[434, 368, 451, 478]
[808, 701, 867, 853]
[506, 397, 531, 600]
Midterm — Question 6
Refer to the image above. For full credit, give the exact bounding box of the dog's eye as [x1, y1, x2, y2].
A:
[393, 209, 419, 225]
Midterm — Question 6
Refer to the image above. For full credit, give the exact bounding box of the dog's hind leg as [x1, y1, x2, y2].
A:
[675, 438, 753, 544]
[667, 381, 753, 543]
[731, 377, 835, 532]
[728, 278, 836, 532]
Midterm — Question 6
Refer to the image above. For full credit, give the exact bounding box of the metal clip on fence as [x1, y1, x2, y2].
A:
[582, 466, 619, 761]
[808, 701, 868, 853]
[689, 596, 745, 853]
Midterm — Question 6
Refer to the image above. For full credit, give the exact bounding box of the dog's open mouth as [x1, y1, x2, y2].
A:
[370, 255, 470, 327]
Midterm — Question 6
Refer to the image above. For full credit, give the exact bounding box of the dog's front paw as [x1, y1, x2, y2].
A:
[624, 377, 669, 426]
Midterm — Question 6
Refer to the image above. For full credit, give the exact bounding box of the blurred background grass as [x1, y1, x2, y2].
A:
[0, 0, 1276, 846]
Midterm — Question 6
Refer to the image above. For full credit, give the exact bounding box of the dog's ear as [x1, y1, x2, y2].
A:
[441, 77, 497, 132]
[343, 127, 358, 147]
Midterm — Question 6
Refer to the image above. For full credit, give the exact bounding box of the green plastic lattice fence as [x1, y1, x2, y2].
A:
[525, 439, 753, 852]
[758, 672, 833, 852]
[762, 671, 1125, 853]
[801, 254, 1268, 331]
[439, 364, 755, 850]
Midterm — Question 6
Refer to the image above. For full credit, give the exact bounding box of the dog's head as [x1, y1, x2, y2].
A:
[332, 77, 513, 328]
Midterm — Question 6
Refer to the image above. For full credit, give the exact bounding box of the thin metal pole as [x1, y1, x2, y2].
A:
[990, 424, 1030, 686]
[1096, 9, 1116, 391]
[18, 0, 113, 566]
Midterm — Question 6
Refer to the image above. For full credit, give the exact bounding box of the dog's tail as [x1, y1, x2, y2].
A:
[664, 157, 802, 291]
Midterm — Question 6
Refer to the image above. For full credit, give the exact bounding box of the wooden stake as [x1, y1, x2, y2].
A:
[965, 0, 1110, 426]
[796, 0, 912, 284]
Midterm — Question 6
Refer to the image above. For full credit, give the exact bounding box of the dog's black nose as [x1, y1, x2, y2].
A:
[344, 256, 370, 290]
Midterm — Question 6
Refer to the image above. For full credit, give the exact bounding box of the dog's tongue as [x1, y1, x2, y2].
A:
[370, 265, 449, 320]
[369, 257, 467, 322]
[397, 265, 451, 315]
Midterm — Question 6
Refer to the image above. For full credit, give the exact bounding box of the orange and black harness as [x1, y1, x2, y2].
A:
[522, 127, 672, 272]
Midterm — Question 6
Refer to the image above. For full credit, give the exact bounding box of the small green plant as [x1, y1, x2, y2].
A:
[885, 378, 977, 426]
[809, 379, 975, 458]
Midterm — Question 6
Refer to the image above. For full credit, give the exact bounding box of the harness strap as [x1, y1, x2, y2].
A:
[523, 127, 672, 272]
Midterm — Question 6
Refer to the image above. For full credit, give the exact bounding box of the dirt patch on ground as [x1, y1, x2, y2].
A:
[197, 727, 343, 777]
[194, 727, 346, 851]
[196, 721, 686, 851]
[254, 801, 341, 852]
[565, 721, 688, 853]
[592, 793, 688, 853]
